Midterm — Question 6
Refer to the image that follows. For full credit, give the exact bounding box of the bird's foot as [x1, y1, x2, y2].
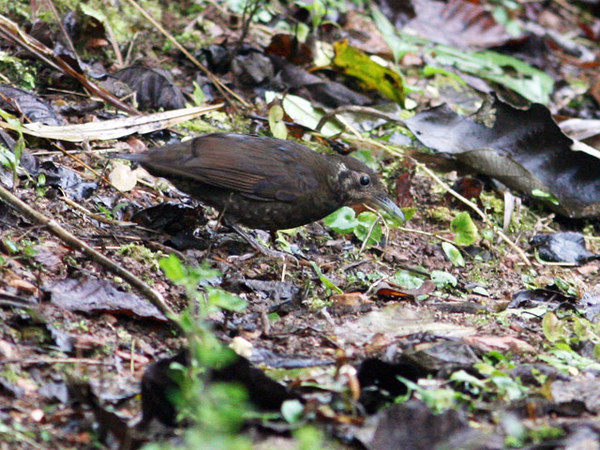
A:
[230, 224, 298, 262]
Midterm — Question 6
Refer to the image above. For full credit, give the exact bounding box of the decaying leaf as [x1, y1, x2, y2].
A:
[406, 96, 600, 218]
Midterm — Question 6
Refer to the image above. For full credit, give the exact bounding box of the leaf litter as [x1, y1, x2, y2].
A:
[0, 0, 599, 448]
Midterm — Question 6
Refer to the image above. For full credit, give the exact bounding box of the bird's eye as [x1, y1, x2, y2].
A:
[360, 175, 370, 186]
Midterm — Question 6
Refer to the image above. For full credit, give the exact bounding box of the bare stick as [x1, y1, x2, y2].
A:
[316, 105, 406, 133]
[343, 134, 531, 266]
[0, 184, 179, 323]
[124, 0, 249, 108]
[415, 162, 531, 266]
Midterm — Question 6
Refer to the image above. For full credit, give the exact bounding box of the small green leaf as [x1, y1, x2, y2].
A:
[268, 104, 288, 140]
[554, 277, 577, 296]
[471, 286, 490, 296]
[159, 254, 187, 282]
[450, 369, 485, 395]
[354, 212, 382, 245]
[323, 206, 358, 234]
[3, 238, 18, 254]
[391, 269, 427, 289]
[275, 231, 294, 253]
[191, 81, 205, 106]
[0, 145, 16, 167]
[481, 228, 494, 242]
[451, 212, 479, 246]
[542, 312, 563, 343]
[264, 92, 343, 137]
[594, 344, 600, 361]
[442, 242, 465, 267]
[531, 189, 559, 205]
[310, 261, 343, 294]
[430, 270, 457, 289]
[281, 399, 304, 424]
[207, 288, 247, 312]
[350, 150, 379, 171]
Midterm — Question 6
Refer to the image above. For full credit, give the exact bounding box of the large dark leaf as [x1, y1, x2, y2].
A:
[405, 96, 600, 218]
[112, 66, 185, 111]
[0, 85, 63, 125]
[45, 275, 167, 322]
[271, 57, 371, 108]
[531, 232, 600, 264]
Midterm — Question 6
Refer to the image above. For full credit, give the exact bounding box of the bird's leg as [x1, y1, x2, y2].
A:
[229, 222, 296, 261]
[215, 194, 295, 260]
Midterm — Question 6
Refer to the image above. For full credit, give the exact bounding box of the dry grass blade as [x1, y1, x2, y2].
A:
[0, 104, 224, 142]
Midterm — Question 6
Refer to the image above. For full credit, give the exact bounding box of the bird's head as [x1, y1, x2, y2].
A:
[330, 155, 405, 222]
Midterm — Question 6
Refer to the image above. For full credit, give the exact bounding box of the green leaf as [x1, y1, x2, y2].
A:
[594, 344, 600, 361]
[0, 145, 16, 168]
[268, 104, 288, 140]
[354, 212, 382, 245]
[441, 242, 465, 267]
[281, 399, 304, 424]
[265, 92, 342, 136]
[79, 3, 108, 22]
[371, 7, 420, 61]
[391, 269, 426, 289]
[432, 46, 554, 104]
[531, 189, 560, 205]
[471, 286, 490, 296]
[554, 277, 577, 296]
[191, 81, 205, 106]
[399, 207, 417, 222]
[430, 270, 457, 289]
[3, 238, 18, 254]
[481, 228, 494, 242]
[310, 261, 343, 294]
[542, 312, 563, 343]
[450, 212, 479, 246]
[450, 369, 485, 395]
[159, 254, 187, 282]
[323, 206, 358, 234]
[207, 288, 247, 312]
[350, 149, 379, 171]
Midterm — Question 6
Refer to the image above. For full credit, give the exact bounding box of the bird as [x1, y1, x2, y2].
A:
[114, 133, 404, 233]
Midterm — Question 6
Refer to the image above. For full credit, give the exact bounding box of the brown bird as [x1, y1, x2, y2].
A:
[115, 133, 404, 231]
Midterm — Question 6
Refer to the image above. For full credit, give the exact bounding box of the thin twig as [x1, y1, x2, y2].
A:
[60, 196, 136, 227]
[238, 0, 261, 49]
[0, 357, 112, 366]
[123, 0, 249, 108]
[315, 105, 406, 133]
[44, 0, 79, 59]
[415, 162, 531, 266]
[0, 184, 179, 324]
[103, 14, 124, 68]
[396, 226, 456, 246]
[339, 132, 531, 265]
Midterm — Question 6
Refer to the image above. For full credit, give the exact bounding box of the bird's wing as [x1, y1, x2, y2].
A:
[139, 134, 323, 202]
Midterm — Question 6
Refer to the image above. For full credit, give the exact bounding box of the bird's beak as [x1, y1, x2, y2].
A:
[371, 195, 405, 223]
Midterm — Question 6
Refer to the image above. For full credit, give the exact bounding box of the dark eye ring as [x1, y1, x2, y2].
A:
[360, 175, 370, 186]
